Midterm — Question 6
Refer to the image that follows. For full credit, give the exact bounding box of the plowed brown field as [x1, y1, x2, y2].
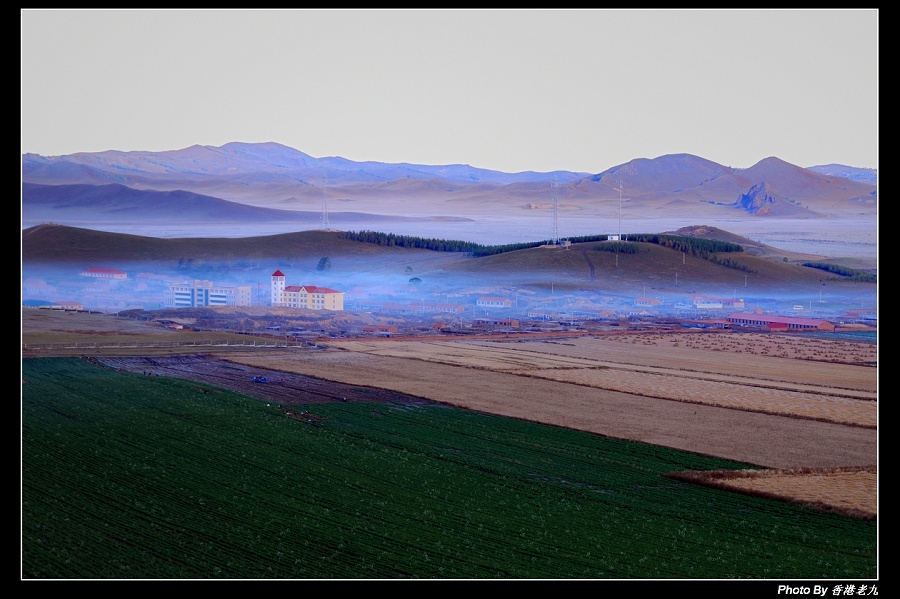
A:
[216, 331, 877, 517]
[24, 309, 877, 518]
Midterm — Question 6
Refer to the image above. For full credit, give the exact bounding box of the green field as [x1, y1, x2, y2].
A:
[22, 357, 876, 579]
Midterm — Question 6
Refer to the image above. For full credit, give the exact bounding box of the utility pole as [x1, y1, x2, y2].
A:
[552, 176, 559, 245]
[322, 174, 329, 230]
[616, 181, 623, 240]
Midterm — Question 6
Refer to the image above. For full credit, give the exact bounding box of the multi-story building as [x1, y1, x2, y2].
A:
[476, 296, 512, 308]
[270, 270, 344, 310]
[692, 295, 745, 310]
[80, 267, 127, 280]
[164, 279, 252, 308]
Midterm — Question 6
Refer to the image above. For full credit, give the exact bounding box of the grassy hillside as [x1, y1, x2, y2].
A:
[22, 224, 875, 299]
[438, 240, 873, 296]
[21, 224, 439, 264]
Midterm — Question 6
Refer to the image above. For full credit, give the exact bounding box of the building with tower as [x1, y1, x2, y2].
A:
[270, 270, 344, 310]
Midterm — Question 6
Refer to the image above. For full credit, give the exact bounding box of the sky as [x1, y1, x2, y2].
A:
[21, 9, 878, 174]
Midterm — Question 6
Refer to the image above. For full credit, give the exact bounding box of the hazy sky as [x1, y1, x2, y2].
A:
[21, 9, 878, 173]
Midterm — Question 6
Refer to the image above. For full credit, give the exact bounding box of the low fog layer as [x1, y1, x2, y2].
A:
[22, 238, 877, 329]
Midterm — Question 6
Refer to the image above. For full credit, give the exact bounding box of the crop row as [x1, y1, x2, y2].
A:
[22, 357, 876, 579]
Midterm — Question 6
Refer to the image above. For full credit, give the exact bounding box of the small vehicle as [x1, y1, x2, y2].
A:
[252, 376, 268, 383]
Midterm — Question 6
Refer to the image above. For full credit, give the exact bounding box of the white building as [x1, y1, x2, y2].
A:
[476, 296, 512, 308]
[164, 279, 252, 308]
[80, 267, 127, 280]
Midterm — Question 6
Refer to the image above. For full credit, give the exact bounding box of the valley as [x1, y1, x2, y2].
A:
[20, 143, 879, 579]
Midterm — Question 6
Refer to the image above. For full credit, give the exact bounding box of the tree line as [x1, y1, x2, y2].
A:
[625, 234, 744, 257]
[340, 232, 877, 280]
[338, 230, 483, 253]
[802, 262, 877, 283]
[339, 231, 747, 265]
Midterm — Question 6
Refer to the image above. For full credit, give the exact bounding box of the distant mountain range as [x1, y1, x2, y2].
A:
[21, 182, 446, 226]
[22, 142, 877, 226]
[805, 164, 877, 185]
[22, 142, 590, 187]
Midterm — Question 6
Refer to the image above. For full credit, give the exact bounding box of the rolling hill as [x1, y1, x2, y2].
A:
[21, 182, 445, 226]
[21, 224, 875, 300]
[21, 223, 441, 264]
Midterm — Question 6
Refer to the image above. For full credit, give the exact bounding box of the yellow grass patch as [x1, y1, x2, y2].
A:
[669, 467, 877, 519]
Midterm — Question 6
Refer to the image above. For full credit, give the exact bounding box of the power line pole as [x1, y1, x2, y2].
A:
[552, 176, 559, 245]
[322, 174, 329, 230]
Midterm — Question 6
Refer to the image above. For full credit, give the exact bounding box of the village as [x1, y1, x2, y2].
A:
[22, 265, 877, 339]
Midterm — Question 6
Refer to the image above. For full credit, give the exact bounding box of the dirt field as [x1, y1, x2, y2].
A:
[23, 310, 878, 518]
[299, 335, 877, 426]
[668, 466, 876, 519]
[214, 332, 877, 518]
[99, 354, 446, 407]
[218, 335, 876, 469]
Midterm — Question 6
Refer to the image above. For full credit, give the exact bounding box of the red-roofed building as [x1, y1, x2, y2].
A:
[726, 312, 835, 331]
[271, 271, 344, 310]
[473, 317, 520, 329]
[634, 296, 661, 308]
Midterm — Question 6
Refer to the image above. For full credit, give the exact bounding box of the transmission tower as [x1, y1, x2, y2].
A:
[322, 174, 330, 230]
[552, 176, 559, 245]
[615, 180, 623, 240]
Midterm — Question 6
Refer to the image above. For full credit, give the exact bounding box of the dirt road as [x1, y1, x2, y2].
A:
[101, 354, 444, 407]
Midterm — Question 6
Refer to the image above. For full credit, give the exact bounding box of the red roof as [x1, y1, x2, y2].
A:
[284, 285, 341, 294]
[727, 312, 830, 326]
[272, 270, 285, 277]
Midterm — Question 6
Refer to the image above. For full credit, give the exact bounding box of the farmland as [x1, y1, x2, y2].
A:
[22, 357, 876, 579]
[222, 332, 877, 471]
[21, 307, 878, 579]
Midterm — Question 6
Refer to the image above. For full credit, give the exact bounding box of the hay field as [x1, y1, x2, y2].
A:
[310, 334, 876, 426]
[225, 331, 877, 516]
[233, 332, 876, 428]
[21, 308, 877, 516]
[671, 467, 877, 519]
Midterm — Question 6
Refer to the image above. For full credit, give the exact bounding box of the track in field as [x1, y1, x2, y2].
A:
[98, 355, 445, 408]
